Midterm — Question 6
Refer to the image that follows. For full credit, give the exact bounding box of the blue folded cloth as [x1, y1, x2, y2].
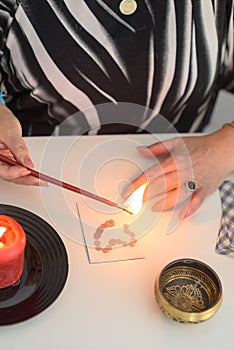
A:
[216, 180, 234, 256]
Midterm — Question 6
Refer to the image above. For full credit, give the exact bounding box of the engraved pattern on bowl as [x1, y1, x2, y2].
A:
[154, 259, 223, 324]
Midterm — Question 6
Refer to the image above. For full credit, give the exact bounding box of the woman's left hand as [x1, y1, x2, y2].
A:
[122, 126, 234, 219]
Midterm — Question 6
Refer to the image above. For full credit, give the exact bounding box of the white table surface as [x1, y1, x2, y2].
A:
[0, 134, 233, 350]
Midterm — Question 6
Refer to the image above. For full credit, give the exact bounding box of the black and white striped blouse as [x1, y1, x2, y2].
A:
[0, 0, 234, 135]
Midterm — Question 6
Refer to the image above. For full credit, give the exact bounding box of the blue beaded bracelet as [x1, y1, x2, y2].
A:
[0, 91, 6, 105]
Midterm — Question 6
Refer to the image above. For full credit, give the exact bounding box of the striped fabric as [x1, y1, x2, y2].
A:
[0, 0, 234, 135]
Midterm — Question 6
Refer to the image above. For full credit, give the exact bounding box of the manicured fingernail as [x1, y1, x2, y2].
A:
[178, 209, 188, 220]
[33, 180, 48, 187]
[23, 156, 34, 168]
[19, 170, 31, 177]
[18, 155, 34, 168]
[136, 146, 149, 153]
[39, 181, 49, 187]
[136, 146, 155, 158]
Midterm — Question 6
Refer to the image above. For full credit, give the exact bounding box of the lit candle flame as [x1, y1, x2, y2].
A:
[0, 226, 6, 238]
[0, 226, 6, 248]
[123, 183, 148, 215]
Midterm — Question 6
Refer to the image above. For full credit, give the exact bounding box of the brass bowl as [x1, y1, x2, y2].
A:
[154, 258, 223, 324]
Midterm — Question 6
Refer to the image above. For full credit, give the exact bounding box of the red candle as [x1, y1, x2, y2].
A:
[0, 215, 26, 289]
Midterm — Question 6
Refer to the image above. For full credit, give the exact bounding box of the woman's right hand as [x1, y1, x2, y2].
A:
[0, 104, 45, 186]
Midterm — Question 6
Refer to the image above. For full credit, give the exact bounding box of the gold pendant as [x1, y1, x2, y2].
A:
[119, 0, 137, 16]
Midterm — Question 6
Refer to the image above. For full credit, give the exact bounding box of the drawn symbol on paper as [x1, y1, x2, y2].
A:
[93, 220, 137, 254]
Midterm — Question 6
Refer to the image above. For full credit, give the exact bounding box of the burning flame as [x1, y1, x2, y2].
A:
[0, 226, 6, 238]
[123, 182, 148, 215]
[0, 226, 6, 248]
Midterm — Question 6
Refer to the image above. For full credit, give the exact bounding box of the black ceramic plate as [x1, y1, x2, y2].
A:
[0, 204, 68, 326]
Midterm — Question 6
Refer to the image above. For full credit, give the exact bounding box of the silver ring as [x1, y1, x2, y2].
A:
[185, 180, 198, 192]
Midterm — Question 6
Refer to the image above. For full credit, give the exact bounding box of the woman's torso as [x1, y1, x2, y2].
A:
[0, 0, 233, 135]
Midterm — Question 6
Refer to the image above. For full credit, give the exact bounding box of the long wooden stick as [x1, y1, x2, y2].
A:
[0, 154, 132, 215]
